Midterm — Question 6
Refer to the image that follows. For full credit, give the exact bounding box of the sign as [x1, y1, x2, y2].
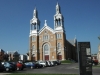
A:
[86, 48, 91, 55]
[78, 42, 92, 75]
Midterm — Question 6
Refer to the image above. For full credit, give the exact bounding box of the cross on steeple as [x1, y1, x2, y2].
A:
[44, 20, 47, 26]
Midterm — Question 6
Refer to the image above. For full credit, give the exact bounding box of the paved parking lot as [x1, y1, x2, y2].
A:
[18, 63, 79, 74]
[0, 63, 100, 75]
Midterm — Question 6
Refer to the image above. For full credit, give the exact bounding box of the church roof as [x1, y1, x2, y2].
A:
[68, 40, 75, 46]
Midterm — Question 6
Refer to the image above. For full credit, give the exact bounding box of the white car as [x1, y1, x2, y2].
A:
[46, 61, 51, 67]
[36, 61, 46, 67]
[50, 61, 54, 66]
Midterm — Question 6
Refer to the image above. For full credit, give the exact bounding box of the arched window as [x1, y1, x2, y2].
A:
[44, 44, 49, 55]
[44, 44, 48, 51]
[55, 19, 58, 27]
[34, 25, 36, 30]
[58, 18, 61, 26]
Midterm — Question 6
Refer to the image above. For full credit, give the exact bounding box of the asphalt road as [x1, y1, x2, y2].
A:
[0, 63, 100, 75]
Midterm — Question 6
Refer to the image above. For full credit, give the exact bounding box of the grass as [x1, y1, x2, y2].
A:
[61, 60, 72, 63]
[7, 73, 78, 75]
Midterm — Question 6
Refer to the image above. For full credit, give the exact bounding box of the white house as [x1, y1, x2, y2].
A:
[19, 54, 27, 62]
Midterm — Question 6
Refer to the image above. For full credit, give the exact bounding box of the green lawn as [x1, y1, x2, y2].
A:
[7, 74, 78, 75]
[61, 60, 72, 63]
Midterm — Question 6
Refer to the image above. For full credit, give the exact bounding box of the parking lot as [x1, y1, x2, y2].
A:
[11, 63, 79, 74]
[15, 64, 78, 74]
[0, 63, 78, 75]
[1, 63, 100, 75]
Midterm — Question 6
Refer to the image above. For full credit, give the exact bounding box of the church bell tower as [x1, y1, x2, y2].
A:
[30, 7, 40, 33]
[54, 2, 66, 60]
[29, 7, 40, 61]
[54, 2, 64, 32]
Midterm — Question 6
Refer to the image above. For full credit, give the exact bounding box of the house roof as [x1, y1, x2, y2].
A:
[7, 51, 19, 55]
[0, 49, 4, 52]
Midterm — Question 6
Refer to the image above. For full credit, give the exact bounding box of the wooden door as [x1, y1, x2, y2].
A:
[45, 55, 49, 60]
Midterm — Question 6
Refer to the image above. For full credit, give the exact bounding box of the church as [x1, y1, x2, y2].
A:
[28, 2, 78, 61]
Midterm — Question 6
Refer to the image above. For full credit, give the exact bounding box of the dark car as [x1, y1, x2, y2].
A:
[0, 62, 5, 72]
[57, 60, 61, 65]
[24, 62, 35, 69]
[53, 60, 61, 65]
[9, 62, 17, 71]
[2, 62, 16, 72]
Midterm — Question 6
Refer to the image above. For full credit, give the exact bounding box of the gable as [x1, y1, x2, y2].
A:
[39, 25, 55, 35]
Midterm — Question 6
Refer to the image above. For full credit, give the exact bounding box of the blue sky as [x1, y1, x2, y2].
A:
[0, 0, 100, 54]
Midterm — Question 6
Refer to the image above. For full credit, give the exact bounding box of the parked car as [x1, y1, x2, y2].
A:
[36, 61, 47, 67]
[9, 62, 17, 71]
[16, 61, 24, 71]
[92, 59, 98, 65]
[53, 60, 61, 65]
[2, 62, 16, 72]
[46, 61, 51, 67]
[0, 62, 5, 72]
[24, 62, 35, 69]
[50, 61, 54, 66]
[33, 61, 43, 68]
[57, 60, 61, 65]
[18, 60, 26, 68]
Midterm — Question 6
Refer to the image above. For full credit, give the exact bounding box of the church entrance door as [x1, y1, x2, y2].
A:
[45, 55, 49, 60]
[57, 55, 62, 60]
